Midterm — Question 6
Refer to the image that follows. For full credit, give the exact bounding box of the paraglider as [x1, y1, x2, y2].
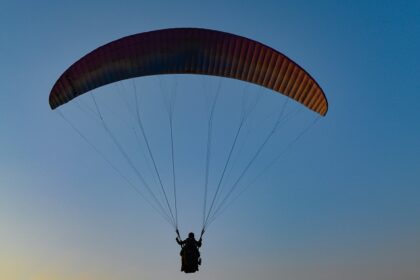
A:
[49, 28, 328, 273]
[176, 230, 203, 273]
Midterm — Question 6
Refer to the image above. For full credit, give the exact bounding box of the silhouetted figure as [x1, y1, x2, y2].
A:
[176, 231, 203, 273]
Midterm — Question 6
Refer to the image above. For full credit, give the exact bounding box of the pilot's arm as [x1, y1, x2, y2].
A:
[176, 237, 184, 246]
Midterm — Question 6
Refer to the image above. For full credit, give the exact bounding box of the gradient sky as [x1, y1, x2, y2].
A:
[1, 1, 419, 280]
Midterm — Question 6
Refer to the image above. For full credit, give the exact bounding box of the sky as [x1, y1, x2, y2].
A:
[1, 0, 419, 279]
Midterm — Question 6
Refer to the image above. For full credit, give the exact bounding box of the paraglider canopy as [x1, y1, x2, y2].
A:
[49, 28, 328, 116]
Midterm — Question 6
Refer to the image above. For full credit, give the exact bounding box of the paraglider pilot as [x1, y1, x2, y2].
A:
[176, 229, 203, 273]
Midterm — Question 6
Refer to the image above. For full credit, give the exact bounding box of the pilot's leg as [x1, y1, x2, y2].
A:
[181, 255, 185, 272]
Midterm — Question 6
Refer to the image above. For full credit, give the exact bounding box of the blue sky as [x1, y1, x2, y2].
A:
[1, 1, 419, 279]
